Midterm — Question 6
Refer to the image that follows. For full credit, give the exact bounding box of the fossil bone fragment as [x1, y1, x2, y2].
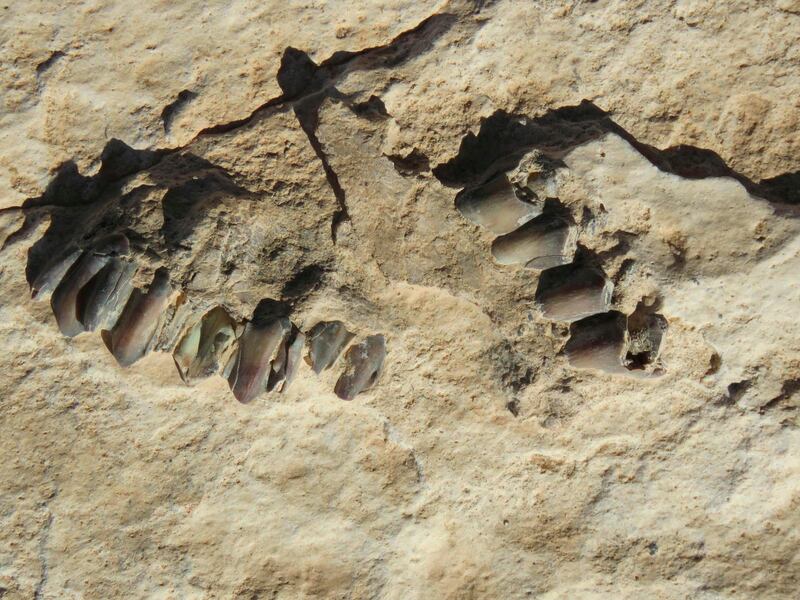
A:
[305, 321, 355, 374]
[534, 264, 612, 322]
[227, 317, 291, 403]
[173, 306, 237, 383]
[106, 268, 173, 367]
[456, 173, 540, 235]
[491, 213, 572, 267]
[334, 335, 386, 400]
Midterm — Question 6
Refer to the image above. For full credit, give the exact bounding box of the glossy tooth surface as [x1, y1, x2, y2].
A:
[491, 214, 571, 267]
[107, 269, 172, 367]
[51, 251, 109, 337]
[31, 248, 81, 301]
[456, 173, 540, 235]
[306, 321, 355, 374]
[227, 317, 291, 403]
[564, 312, 628, 374]
[77, 258, 137, 331]
[535, 264, 611, 322]
[174, 306, 237, 383]
[334, 334, 386, 400]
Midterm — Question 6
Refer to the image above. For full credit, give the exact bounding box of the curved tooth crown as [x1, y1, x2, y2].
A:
[306, 321, 355, 374]
[51, 252, 110, 337]
[334, 335, 386, 401]
[173, 306, 237, 383]
[534, 264, 612, 322]
[31, 248, 81, 301]
[490, 213, 571, 268]
[564, 312, 629, 374]
[77, 259, 137, 332]
[49, 233, 133, 337]
[456, 173, 540, 235]
[107, 268, 173, 367]
[227, 317, 291, 404]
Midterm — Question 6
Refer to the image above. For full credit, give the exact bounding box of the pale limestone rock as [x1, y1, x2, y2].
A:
[1, 1, 799, 599]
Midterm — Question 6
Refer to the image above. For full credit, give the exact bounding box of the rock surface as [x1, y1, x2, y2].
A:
[1, 1, 799, 598]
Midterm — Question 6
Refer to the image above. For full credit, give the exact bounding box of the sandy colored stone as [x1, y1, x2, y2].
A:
[1, 1, 800, 599]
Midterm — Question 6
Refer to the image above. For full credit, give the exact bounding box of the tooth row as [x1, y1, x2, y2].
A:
[458, 169, 666, 377]
[458, 174, 575, 269]
[31, 238, 386, 402]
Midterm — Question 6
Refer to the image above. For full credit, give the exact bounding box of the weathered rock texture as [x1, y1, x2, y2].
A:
[1, 1, 799, 598]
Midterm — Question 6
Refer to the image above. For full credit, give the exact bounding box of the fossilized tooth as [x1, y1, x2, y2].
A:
[564, 312, 628, 374]
[491, 213, 571, 267]
[31, 247, 81, 300]
[174, 318, 202, 378]
[153, 296, 194, 352]
[456, 173, 540, 235]
[227, 317, 291, 403]
[279, 330, 306, 393]
[334, 335, 386, 400]
[305, 321, 355, 374]
[77, 258, 137, 331]
[266, 336, 288, 393]
[107, 269, 173, 367]
[50, 251, 110, 337]
[173, 306, 237, 383]
[535, 264, 612, 322]
[267, 327, 305, 393]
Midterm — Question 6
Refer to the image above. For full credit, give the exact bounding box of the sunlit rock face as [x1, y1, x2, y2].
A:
[1, 1, 800, 598]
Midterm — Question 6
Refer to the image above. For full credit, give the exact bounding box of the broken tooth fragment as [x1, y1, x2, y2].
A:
[173, 306, 236, 383]
[491, 213, 571, 267]
[564, 312, 628, 374]
[227, 317, 291, 404]
[334, 334, 386, 400]
[50, 251, 109, 337]
[306, 321, 355, 374]
[77, 258, 137, 331]
[535, 264, 612, 322]
[279, 329, 306, 393]
[106, 268, 173, 367]
[456, 173, 540, 235]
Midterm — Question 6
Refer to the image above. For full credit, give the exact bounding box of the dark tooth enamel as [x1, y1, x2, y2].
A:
[107, 269, 172, 367]
[564, 312, 628, 373]
[306, 321, 355, 374]
[77, 258, 137, 331]
[51, 251, 109, 337]
[227, 317, 291, 403]
[491, 214, 571, 267]
[31, 248, 81, 301]
[535, 264, 611, 322]
[334, 334, 386, 400]
[456, 173, 540, 235]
